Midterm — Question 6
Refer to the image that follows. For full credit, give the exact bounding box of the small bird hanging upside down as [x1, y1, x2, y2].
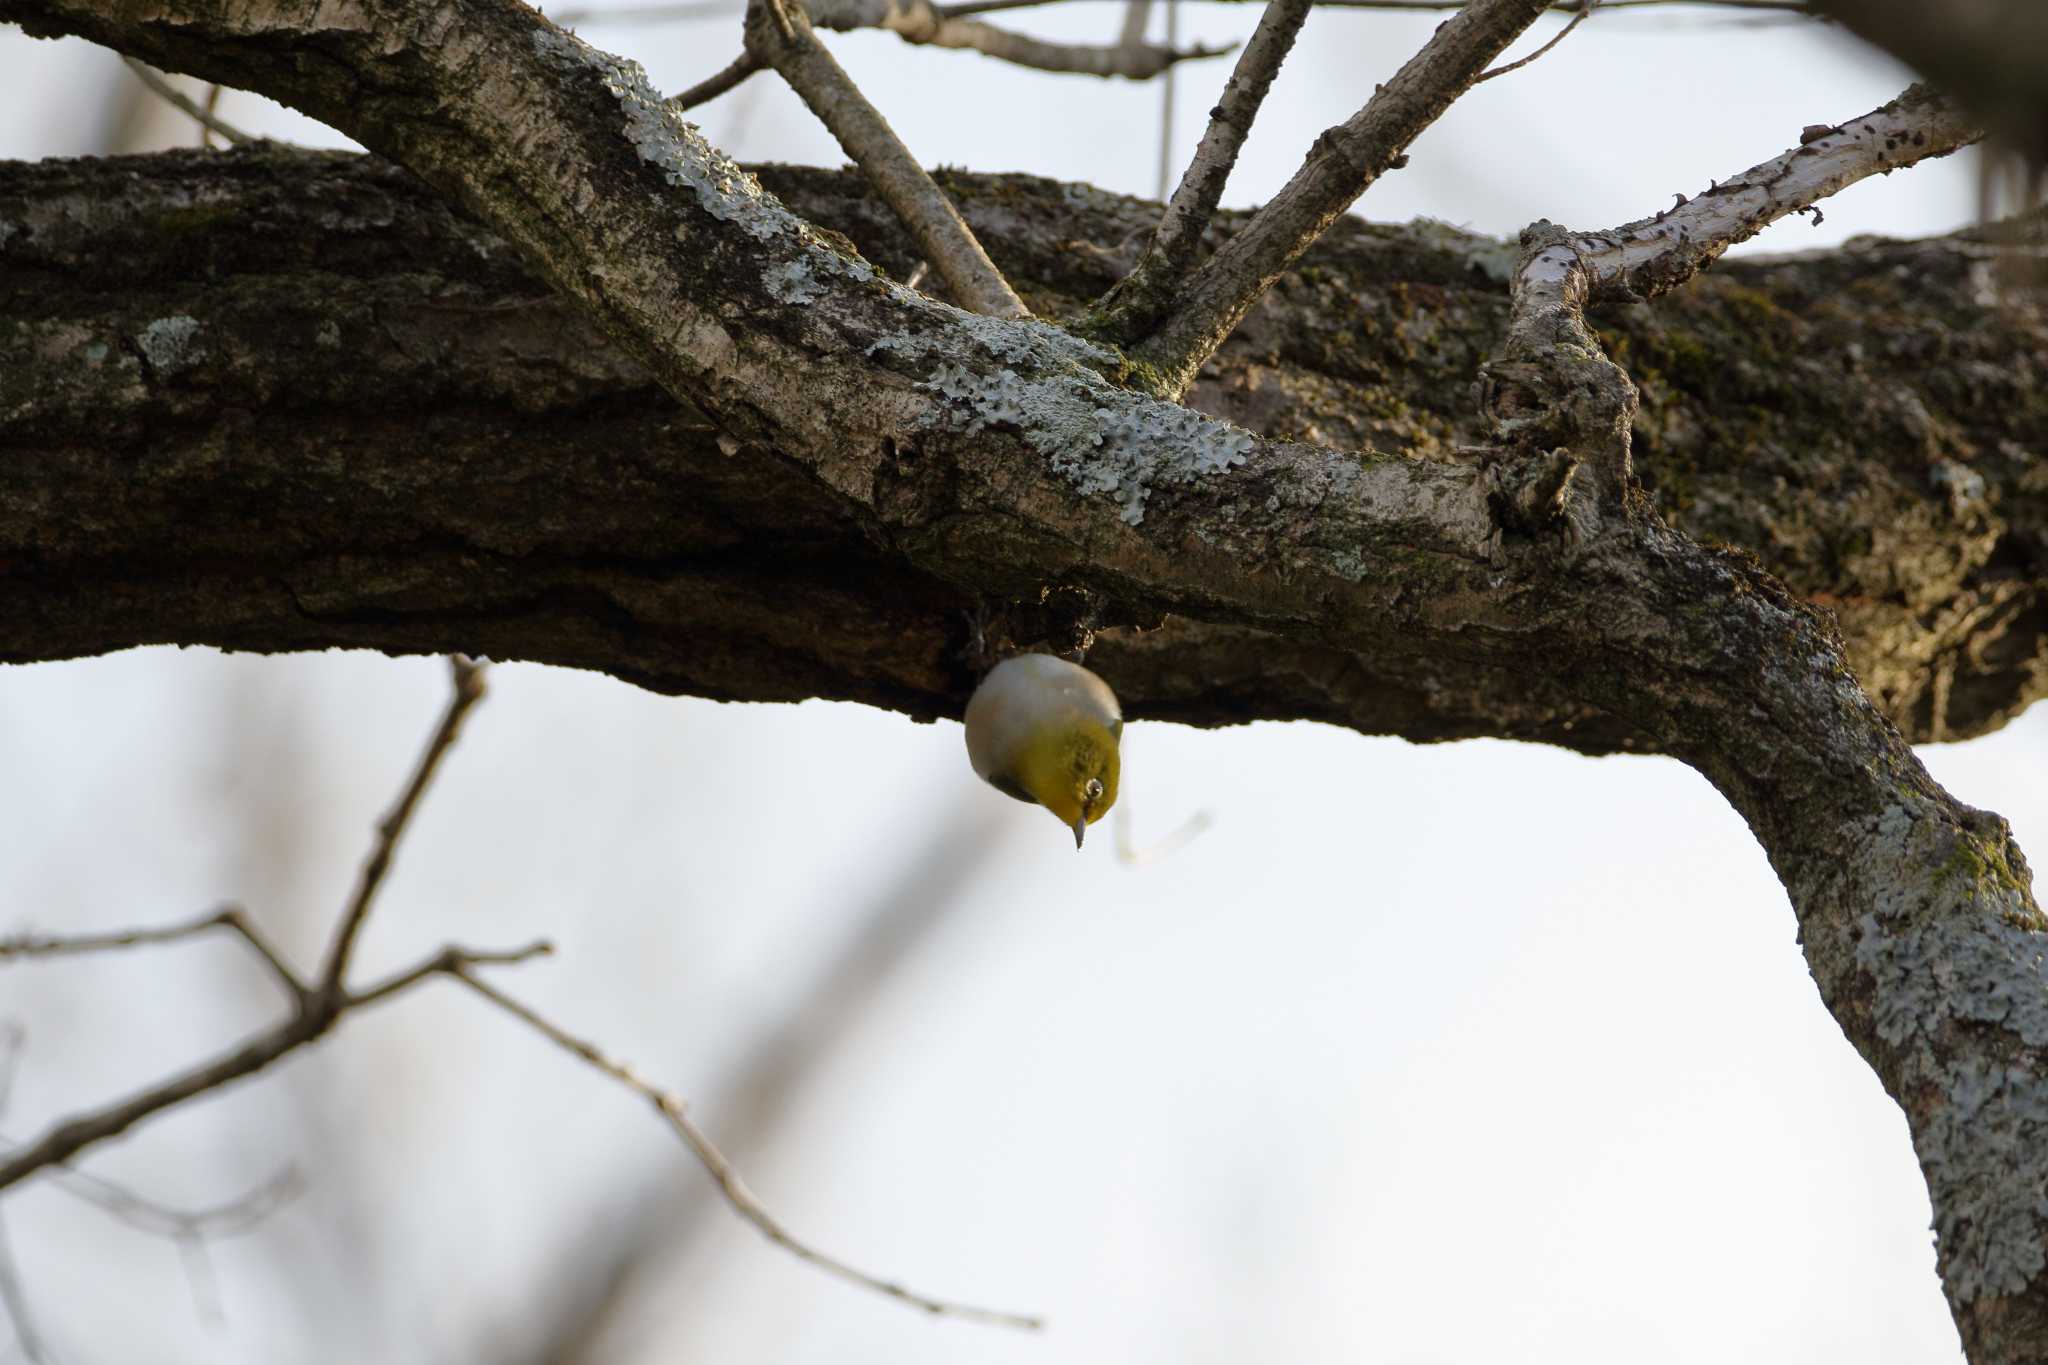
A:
[964, 653, 1122, 849]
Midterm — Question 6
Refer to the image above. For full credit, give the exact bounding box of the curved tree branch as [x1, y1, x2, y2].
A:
[1, 149, 2039, 747]
[0, 0, 2044, 1351]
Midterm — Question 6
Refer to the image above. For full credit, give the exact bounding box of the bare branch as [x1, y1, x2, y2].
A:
[35, 1159, 303, 1242]
[808, 0, 1232, 75]
[0, 937, 544, 1195]
[669, 51, 761, 108]
[121, 57, 256, 145]
[2, 905, 307, 1002]
[744, 0, 1030, 317]
[316, 654, 487, 996]
[939, 0, 1804, 17]
[1108, 0, 1554, 389]
[1481, 85, 1981, 522]
[0, 1026, 21, 1121]
[553, 0, 735, 22]
[0, 1211, 47, 1365]
[1095, 0, 1313, 334]
[446, 964, 1045, 1330]
[1583, 84, 1978, 303]
[1475, 0, 1596, 81]
[343, 939, 554, 1009]
[0, 659, 496, 1193]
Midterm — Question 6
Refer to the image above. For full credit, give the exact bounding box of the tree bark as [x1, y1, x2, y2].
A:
[3, 148, 2042, 749]
[1, 0, 2046, 1356]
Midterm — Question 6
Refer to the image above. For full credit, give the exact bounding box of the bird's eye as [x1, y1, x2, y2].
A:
[1084, 778, 1104, 803]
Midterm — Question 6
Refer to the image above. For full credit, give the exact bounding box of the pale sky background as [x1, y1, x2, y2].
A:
[1, 5, 2042, 1364]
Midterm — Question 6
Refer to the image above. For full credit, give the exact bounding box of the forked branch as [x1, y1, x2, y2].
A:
[0, 655, 1037, 1328]
[1481, 84, 1980, 504]
[1112, 0, 1553, 392]
[1091, 0, 1313, 338]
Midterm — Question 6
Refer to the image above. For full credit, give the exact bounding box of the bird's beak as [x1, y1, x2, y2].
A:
[1072, 814, 1087, 850]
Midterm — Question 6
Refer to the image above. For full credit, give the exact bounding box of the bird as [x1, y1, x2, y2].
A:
[964, 653, 1122, 849]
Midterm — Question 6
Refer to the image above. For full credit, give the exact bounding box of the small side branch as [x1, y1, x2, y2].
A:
[1479, 85, 1979, 513]
[3, 905, 305, 1004]
[1092, 0, 1313, 338]
[121, 57, 255, 145]
[0, 939, 547, 1194]
[447, 966, 1044, 1329]
[1474, 0, 1595, 82]
[0, 659, 495, 1193]
[670, 51, 762, 108]
[941, 0, 1805, 13]
[808, 0, 1233, 76]
[1571, 83, 1981, 302]
[316, 655, 487, 996]
[745, 0, 1031, 317]
[1122, 0, 1552, 394]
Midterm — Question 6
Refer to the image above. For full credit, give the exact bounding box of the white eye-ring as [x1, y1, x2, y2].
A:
[1084, 778, 1105, 803]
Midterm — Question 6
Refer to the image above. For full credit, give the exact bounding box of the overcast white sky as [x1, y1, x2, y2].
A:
[1, 7, 2040, 1364]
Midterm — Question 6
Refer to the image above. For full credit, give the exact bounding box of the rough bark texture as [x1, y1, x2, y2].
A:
[3, 148, 2043, 748]
[0, 0, 2046, 1357]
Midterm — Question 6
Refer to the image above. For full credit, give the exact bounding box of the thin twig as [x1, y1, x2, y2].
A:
[1155, 0, 1178, 199]
[121, 58, 256, 146]
[657, 0, 1220, 112]
[316, 655, 487, 996]
[0, 939, 544, 1195]
[555, 0, 735, 22]
[2, 905, 306, 1004]
[939, 0, 1802, 14]
[199, 83, 224, 149]
[1475, 0, 1596, 80]
[448, 966, 1044, 1330]
[1104, 0, 1313, 335]
[0, 661, 498, 1193]
[0, 1210, 46, 1365]
[1116, 0, 1553, 395]
[745, 0, 1030, 317]
[32, 1156, 303, 1242]
[669, 51, 762, 108]
[1, 1126, 301, 1326]
[806, 0, 1229, 78]
[0, 1025, 21, 1119]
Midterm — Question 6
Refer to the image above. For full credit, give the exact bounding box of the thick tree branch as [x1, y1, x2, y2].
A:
[3, 149, 2038, 747]
[1098, 0, 1553, 387]
[0, 1, 2042, 1345]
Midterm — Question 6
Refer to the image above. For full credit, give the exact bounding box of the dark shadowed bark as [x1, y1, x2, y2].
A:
[3, 149, 2042, 749]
